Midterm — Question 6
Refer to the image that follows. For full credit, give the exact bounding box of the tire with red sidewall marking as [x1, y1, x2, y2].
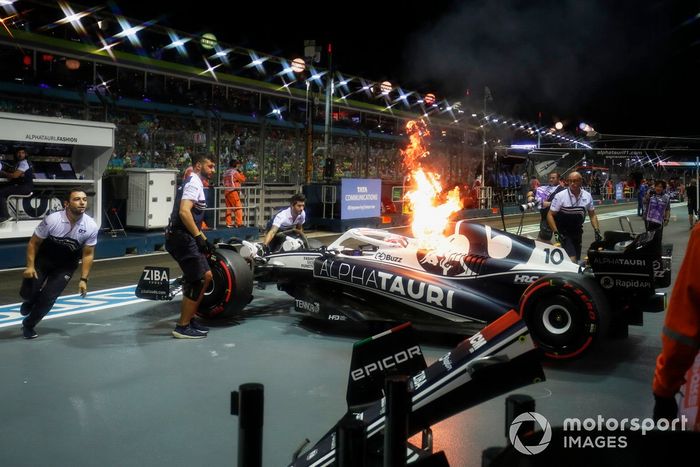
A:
[519, 272, 609, 360]
[198, 247, 253, 319]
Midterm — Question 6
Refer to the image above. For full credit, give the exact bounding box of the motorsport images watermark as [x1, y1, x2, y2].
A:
[509, 412, 688, 455]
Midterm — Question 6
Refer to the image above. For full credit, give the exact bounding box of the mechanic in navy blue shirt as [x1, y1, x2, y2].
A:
[547, 171, 602, 262]
[165, 153, 216, 339]
[20, 189, 98, 339]
[0, 147, 34, 223]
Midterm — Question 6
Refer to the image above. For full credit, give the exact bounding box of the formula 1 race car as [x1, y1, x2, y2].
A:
[136, 220, 671, 359]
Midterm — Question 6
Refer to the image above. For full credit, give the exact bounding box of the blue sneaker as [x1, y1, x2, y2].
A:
[22, 326, 38, 339]
[172, 324, 206, 339]
[189, 319, 209, 334]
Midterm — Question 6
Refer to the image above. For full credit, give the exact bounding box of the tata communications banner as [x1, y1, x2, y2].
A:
[341, 179, 381, 219]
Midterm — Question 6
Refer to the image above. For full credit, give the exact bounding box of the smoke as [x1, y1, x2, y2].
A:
[402, 0, 668, 119]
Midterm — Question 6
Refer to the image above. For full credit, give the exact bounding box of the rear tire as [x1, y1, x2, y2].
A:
[198, 248, 253, 319]
[519, 272, 609, 360]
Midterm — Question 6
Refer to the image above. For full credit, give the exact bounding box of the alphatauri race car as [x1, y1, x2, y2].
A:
[137, 220, 671, 359]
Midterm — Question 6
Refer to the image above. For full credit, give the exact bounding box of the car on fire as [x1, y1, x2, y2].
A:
[136, 220, 671, 360]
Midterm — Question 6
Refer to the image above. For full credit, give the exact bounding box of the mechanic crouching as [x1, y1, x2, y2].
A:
[547, 171, 602, 262]
[165, 153, 216, 339]
[262, 193, 307, 253]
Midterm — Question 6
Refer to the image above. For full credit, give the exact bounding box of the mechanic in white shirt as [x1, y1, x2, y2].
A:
[262, 193, 306, 251]
[547, 171, 602, 262]
[20, 188, 98, 339]
[165, 153, 216, 339]
[0, 147, 34, 223]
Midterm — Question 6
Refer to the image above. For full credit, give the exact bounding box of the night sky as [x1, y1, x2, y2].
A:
[118, 0, 700, 137]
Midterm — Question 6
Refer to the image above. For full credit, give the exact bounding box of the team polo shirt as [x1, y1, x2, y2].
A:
[549, 188, 594, 234]
[535, 184, 565, 210]
[272, 207, 305, 230]
[5, 159, 33, 188]
[170, 174, 207, 232]
[34, 210, 98, 267]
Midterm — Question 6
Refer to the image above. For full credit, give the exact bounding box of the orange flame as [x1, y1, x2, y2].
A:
[401, 120, 461, 245]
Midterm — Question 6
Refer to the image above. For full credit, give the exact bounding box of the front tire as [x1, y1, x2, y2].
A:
[198, 247, 254, 319]
[519, 272, 609, 360]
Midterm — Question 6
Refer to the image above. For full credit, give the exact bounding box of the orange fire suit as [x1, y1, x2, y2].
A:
[223, 167, 246, 227]
[653, 224, 700, 398]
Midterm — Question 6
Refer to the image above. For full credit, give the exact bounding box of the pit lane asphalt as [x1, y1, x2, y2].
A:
[0, 203, 693, 467]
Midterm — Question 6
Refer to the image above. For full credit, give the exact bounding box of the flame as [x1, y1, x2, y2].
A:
[401, 120, 461, 246]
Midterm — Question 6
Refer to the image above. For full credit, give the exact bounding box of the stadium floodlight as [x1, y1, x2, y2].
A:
[56, 1, 93, 36]
[199, 56, 221, 81]
[555, 121, 563, 130]
[165, 30, 190, 57]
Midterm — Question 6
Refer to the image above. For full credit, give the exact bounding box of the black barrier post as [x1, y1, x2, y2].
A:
[231, 383, 264, 467]
[505, 394, 535, 442]
[337, 415, 367, 467]
[384, 374, 410, 467]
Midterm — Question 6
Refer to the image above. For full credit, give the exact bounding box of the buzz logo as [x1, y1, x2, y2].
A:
[514, 274, 539, 284]
[375, 252, 403, 263]
[509, 412, 552, 455]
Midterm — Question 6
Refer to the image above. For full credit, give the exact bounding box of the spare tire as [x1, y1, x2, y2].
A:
[519, 272, 609, 360]
[198, 247, 254, 319]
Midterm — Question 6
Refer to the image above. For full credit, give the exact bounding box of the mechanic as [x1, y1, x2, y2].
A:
[643, 180, 671, 240]
[223, 159, 246, 228]
[165, 153, 216, 339]
[0, 147, 34, 223]
[652, 223, 700, 422]
[686, 179, 697, 229]
[262, 193, 306, 252]
[19, 189, 97, 339]
[547, 171, 602, 262]
[534, 171, 566, 243]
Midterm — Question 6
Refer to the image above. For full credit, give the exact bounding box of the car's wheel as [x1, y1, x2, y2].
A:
[198, 247, 254, 319]
[518, 272, 609, 360]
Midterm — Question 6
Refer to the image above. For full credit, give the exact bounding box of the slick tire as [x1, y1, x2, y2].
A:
[519, 272, 609, 360]
[198, 247, 254, 319]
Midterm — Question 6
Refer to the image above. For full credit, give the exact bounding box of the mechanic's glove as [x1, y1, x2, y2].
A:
[652, 393, 678, 422]
[554, 232, 566, 245]
[195, 232, 215, 255]
[594, 229, 603, 242]
[258, 243, 271, 256]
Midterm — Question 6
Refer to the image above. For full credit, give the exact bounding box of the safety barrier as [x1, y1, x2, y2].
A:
[212, 184, 300, 229]
[478, 186, 493, 209]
